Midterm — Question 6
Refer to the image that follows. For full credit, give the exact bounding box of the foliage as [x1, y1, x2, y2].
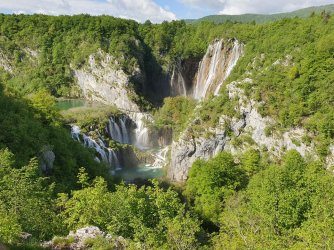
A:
[213, 150, 334, 249]
[0, 149, 63, 242]
[153, 96, 196, 138]
[57, 176, 200, 249]
[185, 152, 247, 224]
[187, 4, 334, 24]
[0, 84, 110, 192]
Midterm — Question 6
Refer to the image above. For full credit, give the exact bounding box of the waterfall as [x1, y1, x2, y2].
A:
[70, 125, 121, 170]
[214, 40, 244, 95]
[108, 117, 123, 143]
[108, 149, 121, 170]
[129, 112, 152, 150]
[107, 116, 131, 144]
[170, 65, 187, 96]
[119, 116, 130, 144]
[193, 39, 244, 100]
[82, 134, 108, 162]
[71, 125, 81, 141]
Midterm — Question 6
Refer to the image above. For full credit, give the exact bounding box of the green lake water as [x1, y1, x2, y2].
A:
[115, 164, 164, 181]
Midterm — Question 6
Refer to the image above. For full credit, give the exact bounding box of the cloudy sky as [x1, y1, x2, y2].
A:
[0, 0, 334, 23]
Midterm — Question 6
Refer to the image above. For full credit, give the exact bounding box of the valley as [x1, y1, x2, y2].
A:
[0, 9, 334, 249]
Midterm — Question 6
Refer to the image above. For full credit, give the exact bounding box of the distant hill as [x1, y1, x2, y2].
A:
[185, 4, 334, 24]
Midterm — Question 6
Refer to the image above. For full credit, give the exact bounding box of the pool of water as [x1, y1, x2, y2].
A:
[56, 99, 99, 110]
[115, 164, 164, 181]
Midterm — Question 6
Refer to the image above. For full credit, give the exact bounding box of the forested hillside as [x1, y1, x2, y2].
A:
[186, 4, 334, 24]
[0, 11, 334, 249]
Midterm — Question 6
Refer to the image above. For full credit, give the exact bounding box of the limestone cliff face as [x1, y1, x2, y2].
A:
[74, 49, 140, 112]
[169, 78, 316, 181]
[0, 50, 13, 73]
[326, 145, 334, 170]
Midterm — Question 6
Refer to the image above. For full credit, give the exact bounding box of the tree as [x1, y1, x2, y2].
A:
[185, 152, 247, 223]
[0, 149, 62, 241]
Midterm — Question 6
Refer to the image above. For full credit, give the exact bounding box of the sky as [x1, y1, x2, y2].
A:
[0, 0, 334, 23]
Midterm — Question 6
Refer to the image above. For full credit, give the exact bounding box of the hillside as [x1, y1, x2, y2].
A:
[186, 4, 334, 24]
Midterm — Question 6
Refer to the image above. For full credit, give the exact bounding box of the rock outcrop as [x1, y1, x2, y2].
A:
[326, 145, 334, 170]
[74, 49, 140, 112]
[0, 50, 13, 73]
[169, 78, 316, 181]
[42, 226, 127, 250]
[39, 148, 55, 175]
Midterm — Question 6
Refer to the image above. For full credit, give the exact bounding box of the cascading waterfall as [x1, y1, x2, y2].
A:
[170, 65, 187, 96]
[107, 117, 123, 143]
[71, 125, 122, 171]
[108, 148, 121, 170]
[83, 134, 108, 162]
[193, 39, 244, 100]
[71, 125, 81, 141]
[119, 116, 130, 144]
[107, 116, 130, 144]
[129, 112, 152, 150]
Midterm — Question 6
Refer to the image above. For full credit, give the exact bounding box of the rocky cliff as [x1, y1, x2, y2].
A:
[74, 49, 140, 112]
[0, 49, 13, 73]
[170, 78, 316, 181]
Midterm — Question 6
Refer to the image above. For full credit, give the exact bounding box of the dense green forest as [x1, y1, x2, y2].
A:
[0, 11, 334, 249]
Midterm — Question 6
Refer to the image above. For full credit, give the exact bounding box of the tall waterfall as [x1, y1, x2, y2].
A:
[214, 40, 244, 95]
[170, 64, 187, 96]
[193, 39, 244, 100]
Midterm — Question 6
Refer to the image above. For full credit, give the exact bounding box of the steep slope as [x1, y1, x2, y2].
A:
[170, 78, 316, 181]
[74, 49, 140, 111]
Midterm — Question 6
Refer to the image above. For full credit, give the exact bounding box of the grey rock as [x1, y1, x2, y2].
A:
[40, 149, 55, 174]
[42, 226, 127, 250]
[169, 78, 316, 182]
[74, 49, 140, 112]
[0, 50, 13, 73]
[326, 145, 334, 170]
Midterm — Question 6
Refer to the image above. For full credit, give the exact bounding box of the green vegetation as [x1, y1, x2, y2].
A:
[153, 96, 196, 138]
[0, 85, 109, 192]
[185, 152, 247, 223]
[61, 105, 120, 132]
[57, 175, 201, 249]
[189, 13, 334, 154]
[213, 150, 334, 249]
[186, 4, 334, 24]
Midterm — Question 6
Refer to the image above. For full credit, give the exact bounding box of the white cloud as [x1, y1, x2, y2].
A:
[179, 0, 334, 15]
[0, 0, 176, 23]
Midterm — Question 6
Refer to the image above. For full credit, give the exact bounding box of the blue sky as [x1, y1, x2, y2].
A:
[154, 0, 211, 19]
[0, 0, 334, 22]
